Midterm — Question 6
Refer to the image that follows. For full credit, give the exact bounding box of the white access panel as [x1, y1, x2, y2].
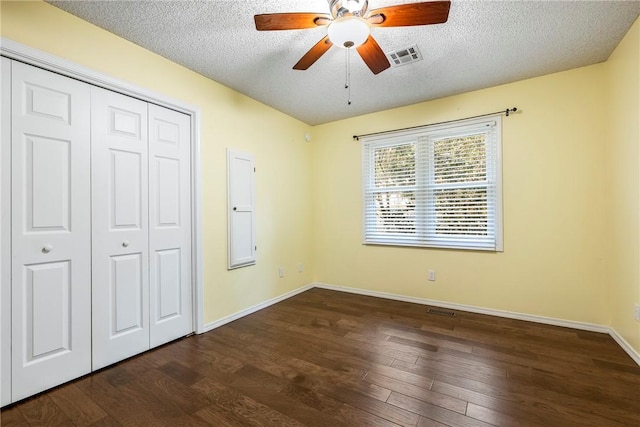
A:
[10, 61, 92, 402]
[91, 87, 150, 370]
[227, 149, 256, 269]
[148, 103, 192, 347]
[1, 56, 12, 407]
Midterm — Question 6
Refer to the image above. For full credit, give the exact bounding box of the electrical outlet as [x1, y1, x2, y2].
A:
[428, 270, 436, 281]
[278, 267, 284, 278]
[298, 263, 303, 273]
[634, 303, 640, 322]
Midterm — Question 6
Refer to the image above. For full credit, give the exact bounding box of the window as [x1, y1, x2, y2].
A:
[362, 116, 503, 251]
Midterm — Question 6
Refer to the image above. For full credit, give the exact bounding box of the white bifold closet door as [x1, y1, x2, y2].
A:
[148, 104, 192, 347]
[10, 61, 92, 401]
[91, 88, 150, 370]
[2, 59, 194, 404]
[91, 88, 192, 369]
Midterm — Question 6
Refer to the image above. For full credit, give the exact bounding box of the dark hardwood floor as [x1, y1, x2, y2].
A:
[2, 288, 639, 426]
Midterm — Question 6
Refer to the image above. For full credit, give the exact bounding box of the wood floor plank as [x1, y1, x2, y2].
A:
[364, 371, 466, 414]
[417, 416, 450, 427]
[85, 414, 122, 426]
[465, 401, 528, 426]
[75, 373, 166, 425]
[195, 403, 261, 427]
[506, 364, 639, 413]
[47, 383, 108, 426]
[326, 385, 420, 427]
[593, 357, 640, 374]
[466, 400, 626, 427]
[432, 373, 640, 426]
[322, 348, 397, 370]
[144, 364, 210, 416]
[390, 358, 510, 393]
[157, 360, 205, 386]
[194, 378, 305, 427]
[430, 379, 523, 415]
[387, 392, 491, 427]
[381, 325, 474, 354]
[414, 355, 508, 384]
[2, 288, 639, 426]
[230, 376, 350, 427]
[13, 394, 73, 426]
[114, 377, 188, 423]
[342, 331, 421, 363]
[232, 362, 347, 416]
[387, 335, 440, 353]
[245, 342, 393, 402]
[0, 405, 30, 426]
[335, 403, 404, 427]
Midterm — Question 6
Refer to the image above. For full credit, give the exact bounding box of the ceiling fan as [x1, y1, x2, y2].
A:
[254, 0, 451, 74]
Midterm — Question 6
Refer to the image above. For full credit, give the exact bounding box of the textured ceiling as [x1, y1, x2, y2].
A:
[48, 0, 640, 125]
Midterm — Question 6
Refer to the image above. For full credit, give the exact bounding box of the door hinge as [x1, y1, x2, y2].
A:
[254, 167, 256, 172]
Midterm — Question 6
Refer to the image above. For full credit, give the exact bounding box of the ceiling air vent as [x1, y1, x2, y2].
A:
[386, 44, 423, 67]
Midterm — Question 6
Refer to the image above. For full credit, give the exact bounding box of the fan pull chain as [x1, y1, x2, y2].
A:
[345, 48, 352, 105]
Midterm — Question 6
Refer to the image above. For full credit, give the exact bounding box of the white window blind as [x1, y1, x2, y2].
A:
[362, 116, 503, 251]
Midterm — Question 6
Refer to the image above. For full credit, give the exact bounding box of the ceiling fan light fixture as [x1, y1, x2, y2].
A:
[328, 16, 370, 48]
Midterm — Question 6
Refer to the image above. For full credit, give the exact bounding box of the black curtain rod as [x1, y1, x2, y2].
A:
[352, 107, 518, 141]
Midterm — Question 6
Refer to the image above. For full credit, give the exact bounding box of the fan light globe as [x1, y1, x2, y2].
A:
[328, 16, 370, 49]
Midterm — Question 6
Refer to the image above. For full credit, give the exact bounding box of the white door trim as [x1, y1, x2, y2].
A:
[1, 37, 205, 334]
[1, 56, 12, 407]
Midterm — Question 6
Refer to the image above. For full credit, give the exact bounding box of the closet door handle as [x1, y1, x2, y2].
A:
[41, 244, 53, 253]
[122, 240, 130, 247]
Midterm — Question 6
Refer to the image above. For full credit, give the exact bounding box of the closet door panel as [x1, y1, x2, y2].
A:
[25, 261, 71, 357]
[111, 253, 144, 334]
[10, 61, 91, 402]
[27, 136, 71, 229]
[92, 87, 149, 370]
[148, 104, 192, 347]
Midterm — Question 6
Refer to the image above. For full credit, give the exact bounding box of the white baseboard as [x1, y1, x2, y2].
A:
[608, 327, 640, 366]
[313, 282, 640, 366]
[199, 281, 640, 366]
[202, 283, 314, 333]
[313, 282, 610, 332]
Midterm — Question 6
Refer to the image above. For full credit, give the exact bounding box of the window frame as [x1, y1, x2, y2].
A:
[361, 115, 503, 251]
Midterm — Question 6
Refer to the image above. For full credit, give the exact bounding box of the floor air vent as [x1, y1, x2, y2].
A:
[427, 307, 456, 317]
[386, 44, 423, 67]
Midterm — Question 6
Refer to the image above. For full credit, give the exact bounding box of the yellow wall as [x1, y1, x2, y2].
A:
[605, 17, 640, 352]
[0, 0, 315, 324]
[312, 62, 610, 325]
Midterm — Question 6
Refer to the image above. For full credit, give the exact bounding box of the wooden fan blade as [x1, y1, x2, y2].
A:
[293, 36, 333, 70]
[367, 1, 450, 27]
[356, 36, 391, 75]
[255, 13, 331, 30]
